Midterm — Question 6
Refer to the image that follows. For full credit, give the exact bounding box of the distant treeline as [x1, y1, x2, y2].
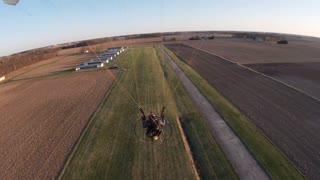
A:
[0, 33, 163, 77]
[189, 35, 215, 40]
[61, 41, 88, 49]
[61, 33, 162, 50]
[277, 39, 288, 44]
[0, 47, 60, 76]
[233, 32, 282, 41]
[72, 33, 162, 48]
[233, 32, 290, 44]
[131, 33, 162, 39]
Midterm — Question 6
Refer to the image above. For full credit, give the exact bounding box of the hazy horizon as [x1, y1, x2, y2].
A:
[1, 0, 320, 56]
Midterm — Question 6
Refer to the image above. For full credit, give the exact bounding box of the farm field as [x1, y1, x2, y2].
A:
[2, 50, 95, 82]
[2, 45, 126, 83]
[246, 62, 320, 100]
[3, 55, 61, 80]
[60, 46, 198, 179]
[12, 54, 95, 80]
[160, 47, 267, 179]
[0, 70, 115, 179]
[60, 46, 238, 179]
[163, 46, 304, 179]
[184, 39, 320, 64]
[166, 44, 320, 179]
[154, 46, 238, 179]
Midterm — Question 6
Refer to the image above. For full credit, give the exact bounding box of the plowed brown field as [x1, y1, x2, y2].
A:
[184, 39, 320, 64]
[3, 53, 95, 81]
[0, 70, 115, 179]
[13, 54, 94, 80]
[246, 62, 320, 100]
[166, 44, 320, 179]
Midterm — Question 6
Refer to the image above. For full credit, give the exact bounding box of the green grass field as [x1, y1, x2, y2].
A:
[59, 46, 240, 179]
[163, 46, 305, 179]
[60, 46, 198, 179]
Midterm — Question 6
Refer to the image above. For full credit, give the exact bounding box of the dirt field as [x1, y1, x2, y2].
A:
[2, 51, 95, 82]
[3, 56, 60, 80]
[12, 54, 95, 80]
[246, 62, 320, 100]
[0, 70, 115, 179]
[163, 49, 268, 180]
[166, 44, 320, 179]
[184, 39, 320, 64]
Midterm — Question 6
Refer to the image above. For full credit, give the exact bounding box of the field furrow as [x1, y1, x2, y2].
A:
[0, 71, 115, 179]
[166, 44, 318, 179]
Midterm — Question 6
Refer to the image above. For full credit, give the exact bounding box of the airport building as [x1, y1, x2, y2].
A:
[75, 46, 125, 71]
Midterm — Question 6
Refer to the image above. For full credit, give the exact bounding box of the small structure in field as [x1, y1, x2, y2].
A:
[255, 37, 264, 42]
[107, 49, 120, 55]
[99, 47, 125, 58]
[102, 52, 117, 57]
[89, 57, 110, 64]
[109, 66, 118, 69]
[277, 40, 288, 44]
[75, 62, 104, 71]
[0, 76, 5, 82]
[106, 47, 125, 55]
[98, 54, 113, 61]
[82, 49, 89, 53]
[83, 61, 104, 67]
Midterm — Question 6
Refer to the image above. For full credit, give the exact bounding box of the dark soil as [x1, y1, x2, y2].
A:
[246, 62, 320, 99]
[166, 44, 320, 179]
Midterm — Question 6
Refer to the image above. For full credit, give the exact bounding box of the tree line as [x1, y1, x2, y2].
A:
[0, 47, 60, 77]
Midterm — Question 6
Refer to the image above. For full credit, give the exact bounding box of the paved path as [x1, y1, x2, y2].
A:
[162, 49, 269, 180]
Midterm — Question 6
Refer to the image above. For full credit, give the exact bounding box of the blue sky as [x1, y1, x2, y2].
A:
[0, 0, 319, 56]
